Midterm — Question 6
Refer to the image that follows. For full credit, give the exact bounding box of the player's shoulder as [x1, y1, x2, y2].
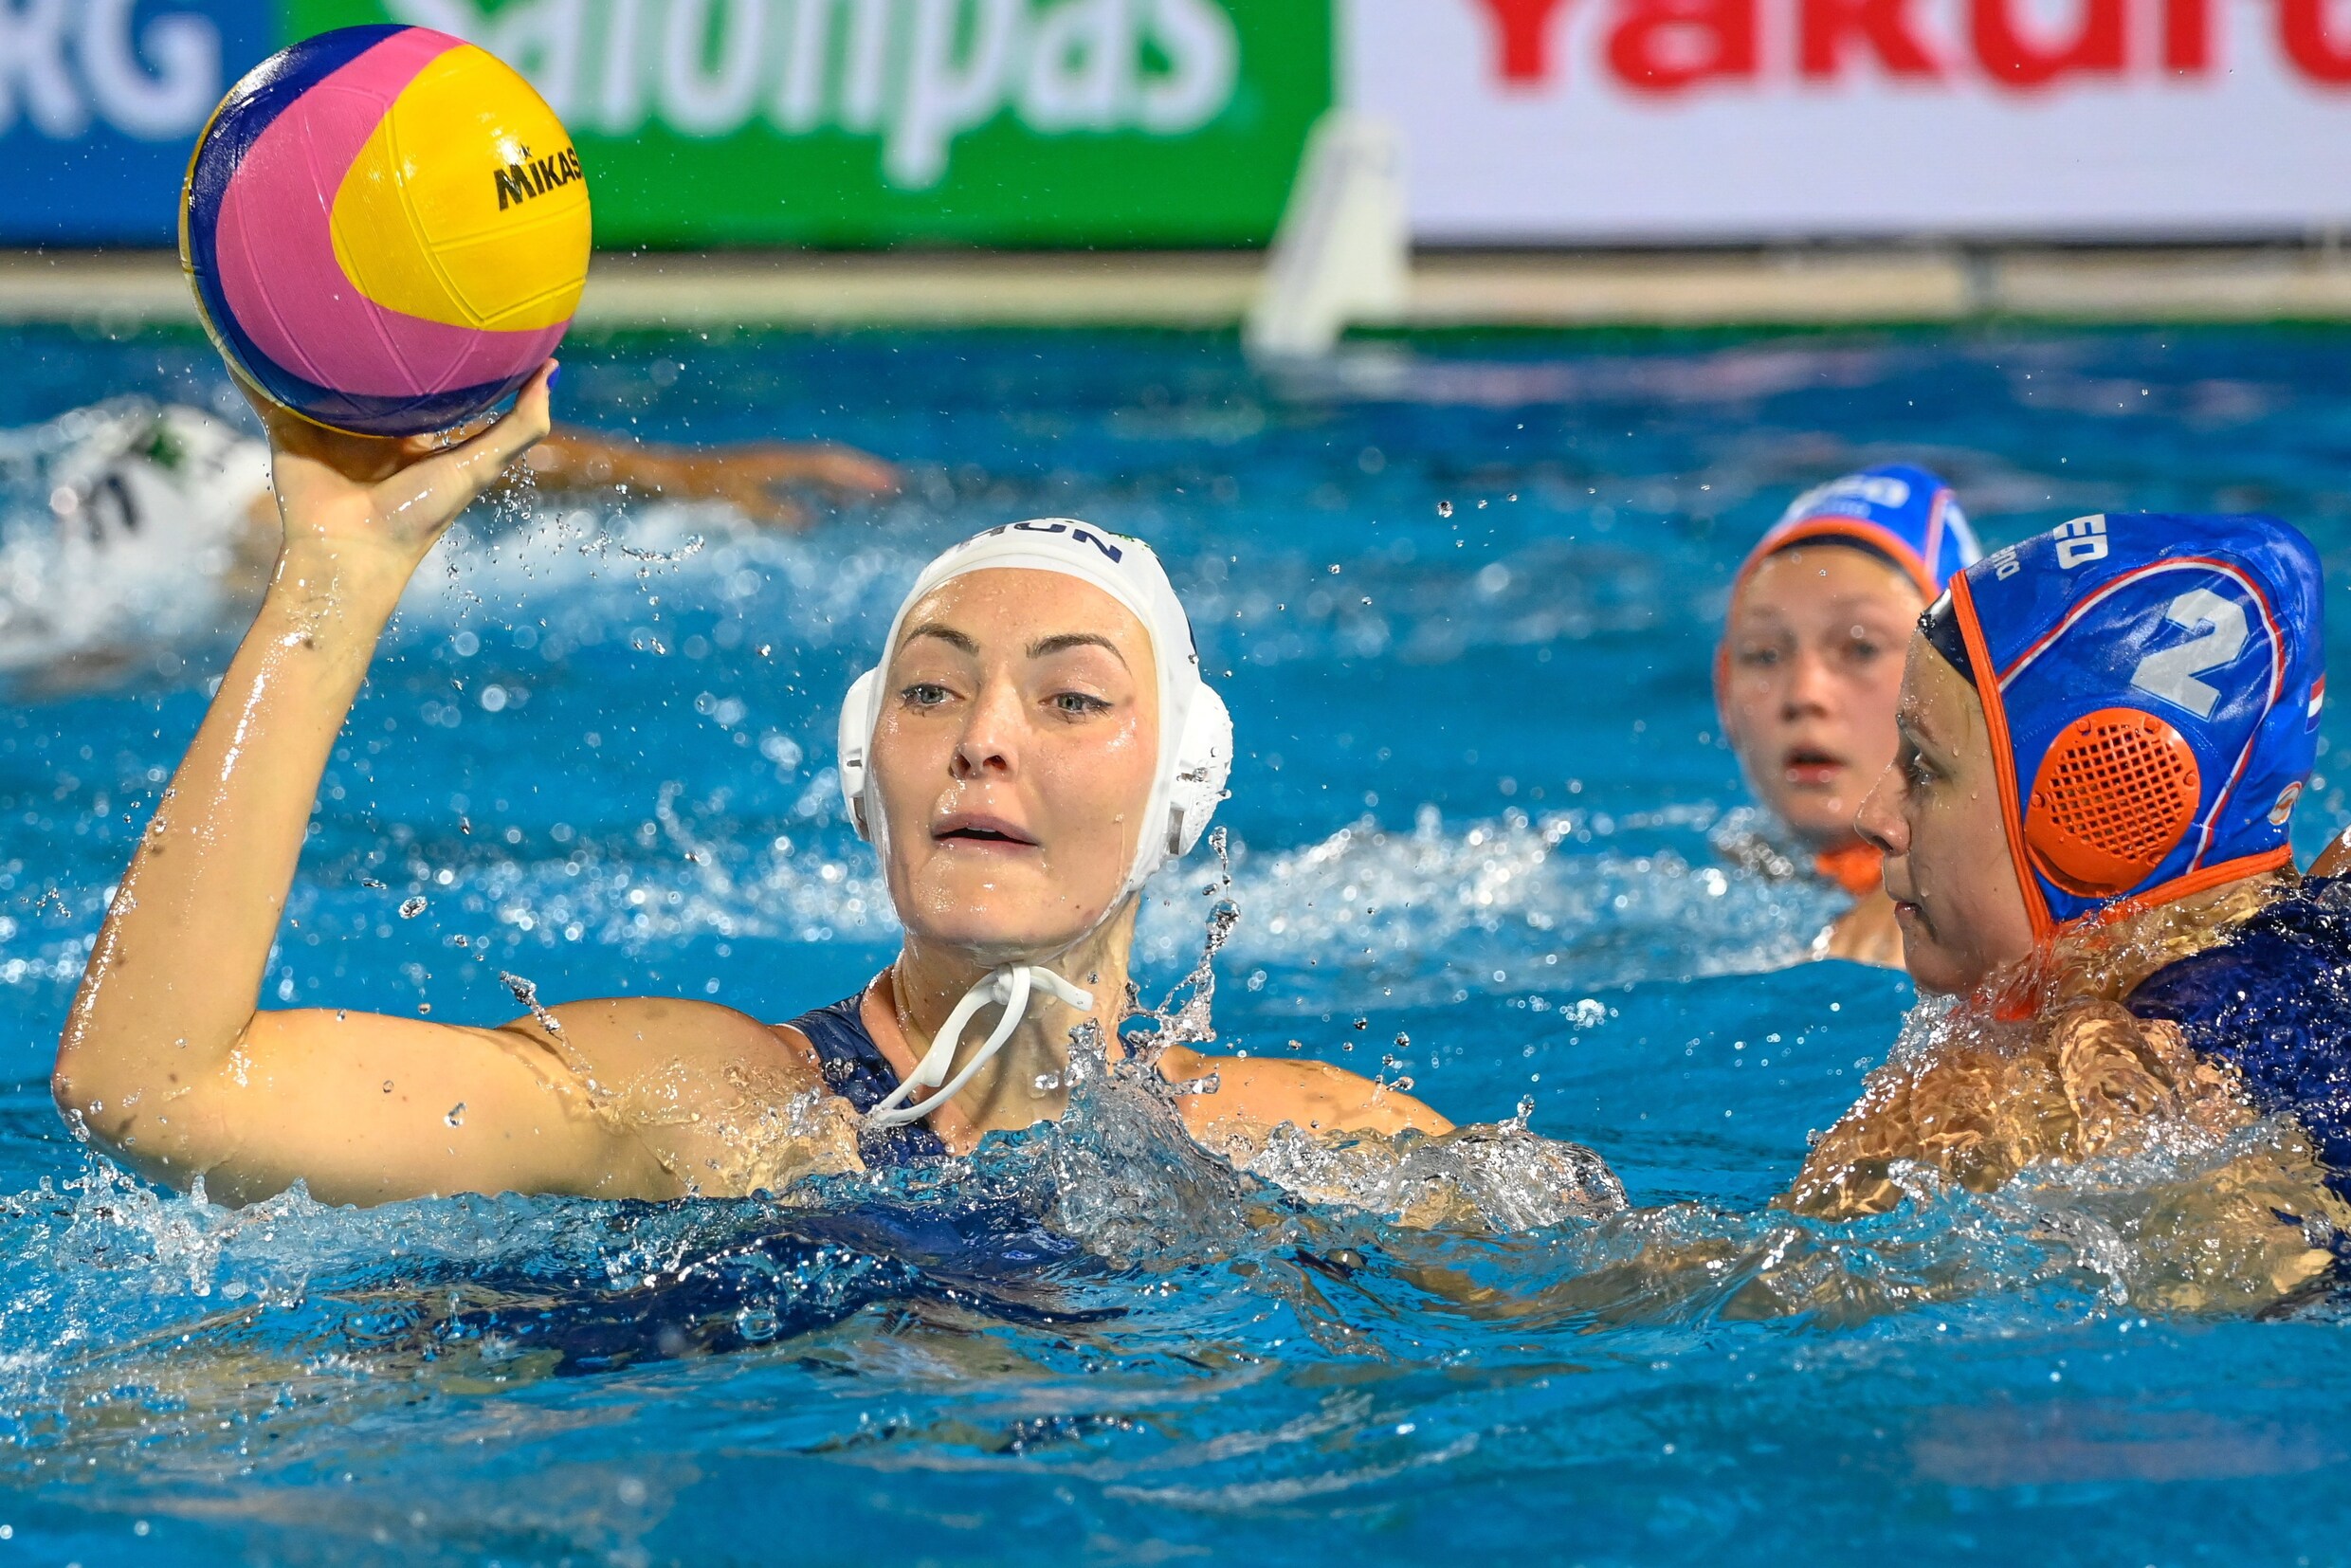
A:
[501, 994, 782, 1055]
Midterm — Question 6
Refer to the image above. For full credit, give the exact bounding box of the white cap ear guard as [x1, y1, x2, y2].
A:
[836, 666, 883, 842]
[834, 520, 1232, 897]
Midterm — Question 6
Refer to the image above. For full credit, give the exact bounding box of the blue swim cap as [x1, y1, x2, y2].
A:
[1929, 513, 2324, 938]
[1741, 464, 1980, 601]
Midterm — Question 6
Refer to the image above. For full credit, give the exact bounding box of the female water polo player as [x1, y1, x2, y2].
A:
[1783, 510, 2351, 1292]
[1717, 464, 1978, 968]
[48, 370, 1502, 1211]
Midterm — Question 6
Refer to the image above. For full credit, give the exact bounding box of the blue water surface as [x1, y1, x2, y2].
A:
[0, 323, 2348, 1565]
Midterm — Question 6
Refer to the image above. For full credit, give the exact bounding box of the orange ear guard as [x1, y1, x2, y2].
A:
[2024, 707, 2203, 898]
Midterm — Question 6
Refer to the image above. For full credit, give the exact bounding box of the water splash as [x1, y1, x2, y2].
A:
[1114, 826, 1629, 1233]
[1229, 1119, 1625, 1231]
[497, 970, 563, 1034]
[1139, 807, 1839, 1002]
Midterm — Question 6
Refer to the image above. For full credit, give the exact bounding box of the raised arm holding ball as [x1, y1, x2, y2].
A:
[45, 374, 1559, 1211]
[52, 25, 1615, 1219]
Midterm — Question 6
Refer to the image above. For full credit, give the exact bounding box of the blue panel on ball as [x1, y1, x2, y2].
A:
[279, 374, 533, 439]
[181, 25, 413, 429]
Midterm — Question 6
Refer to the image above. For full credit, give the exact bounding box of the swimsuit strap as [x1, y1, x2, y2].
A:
[784, 992, 950, 1167]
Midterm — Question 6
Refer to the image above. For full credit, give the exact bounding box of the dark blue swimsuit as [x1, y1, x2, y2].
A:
[2128, 876, 2351, 1201]
[786, 994, 950, 1167]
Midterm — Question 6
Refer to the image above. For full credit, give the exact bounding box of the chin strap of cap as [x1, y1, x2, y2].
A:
[865, 964, 1097, 1130]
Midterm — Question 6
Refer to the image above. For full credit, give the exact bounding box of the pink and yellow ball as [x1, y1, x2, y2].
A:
[180, 25, 591, 438]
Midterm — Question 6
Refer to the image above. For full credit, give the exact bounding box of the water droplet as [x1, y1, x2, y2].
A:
[1394, 1031, 1412, 1048]
[1437, 500, 1454, 518]
[1353, 1017, 1368, 1030]
[1032, 1071, 1062, 1093]
[501, 971, 564, 1034]
[445, 1103, 465, 1127]
[382, 1080, 395, 1093]
[398, 896, 427, 919]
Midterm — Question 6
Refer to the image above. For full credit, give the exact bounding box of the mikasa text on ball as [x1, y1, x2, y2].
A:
[180, 25, 590, 438]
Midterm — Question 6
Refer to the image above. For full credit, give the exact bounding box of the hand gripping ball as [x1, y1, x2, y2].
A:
[180, 26, 590, 438]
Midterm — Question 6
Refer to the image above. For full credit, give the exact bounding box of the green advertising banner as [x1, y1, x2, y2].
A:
[283, 0, 1328, 246]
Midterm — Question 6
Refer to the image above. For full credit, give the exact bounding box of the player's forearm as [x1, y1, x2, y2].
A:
[56, 541, 407, 1128]
[526, 428, 685, 495]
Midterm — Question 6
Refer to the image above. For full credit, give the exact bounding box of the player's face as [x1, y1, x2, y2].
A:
[1720, 545, 1924, 851]
[1854, 636, 2039, 995]
[868, 569, 1159, 963]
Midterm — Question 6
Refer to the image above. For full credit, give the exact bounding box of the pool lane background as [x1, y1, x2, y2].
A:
[0, 324, 2347, 1562]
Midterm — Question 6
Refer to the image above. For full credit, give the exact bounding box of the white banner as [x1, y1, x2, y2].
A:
[1344, 0, 2351, 240]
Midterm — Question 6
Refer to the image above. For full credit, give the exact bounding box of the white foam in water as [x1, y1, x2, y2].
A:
[412, 499, 929, 653]
[443, 795, 902, 950]
[0, 401, 254, 677]
[298, 793, 1835, 1016]
[1139, 804, 1841, 1001]
[0, 428, 946, 685]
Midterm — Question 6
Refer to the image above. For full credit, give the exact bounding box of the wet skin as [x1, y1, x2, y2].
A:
[51, 374, 1445, 1209]
[1718, 543, 1922, 967]
[1851, 634, 2038, 997]
[870, 571, 1160, 964]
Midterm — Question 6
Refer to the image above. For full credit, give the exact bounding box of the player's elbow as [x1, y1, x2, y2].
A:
[51, 1030, 135, 1147]
[48, 1049, 80, 1130]
[50, 1012, 208, 1162]
[50, 1039, 218, 1191]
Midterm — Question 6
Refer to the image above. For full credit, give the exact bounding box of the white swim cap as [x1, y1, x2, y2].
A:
[836, 520, 1232, 899]
[47, 402, 269, 556]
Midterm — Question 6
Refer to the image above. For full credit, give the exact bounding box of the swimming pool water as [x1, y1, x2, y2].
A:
[2, 323, 2351, 1565]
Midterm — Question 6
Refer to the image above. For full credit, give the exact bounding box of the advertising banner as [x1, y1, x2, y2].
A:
[0, 0, 275, 243]
[1344, 0, 2351, 241]
[16, 0, 2347, 251]
[2, 0, 1326, 246]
